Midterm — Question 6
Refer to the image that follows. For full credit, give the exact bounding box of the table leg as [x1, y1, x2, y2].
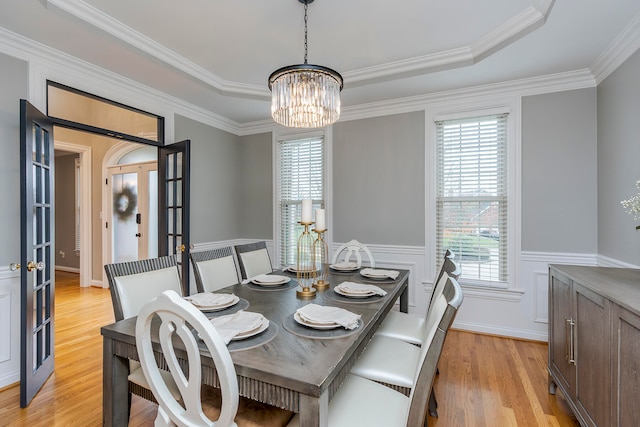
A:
[399, 284, 409, 313]
[298, 389, 329, 427]
[103, 338, 130, 427]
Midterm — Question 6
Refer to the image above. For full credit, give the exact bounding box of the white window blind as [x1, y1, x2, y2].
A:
[436, 113, 508, 284]
[278, 136, 325, 267]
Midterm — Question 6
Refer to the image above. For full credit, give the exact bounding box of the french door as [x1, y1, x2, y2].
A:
[158, 140, 191, 295]
[19, 100, 54, 407]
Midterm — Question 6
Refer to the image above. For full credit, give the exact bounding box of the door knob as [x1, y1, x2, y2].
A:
[9, 261, 45, 272]
[176, 244, 194, 253]
[135, 233, 141, 237]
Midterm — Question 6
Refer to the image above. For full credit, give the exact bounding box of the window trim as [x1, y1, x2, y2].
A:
[425, 98, 521, 290]
[272, 128, 333, 268]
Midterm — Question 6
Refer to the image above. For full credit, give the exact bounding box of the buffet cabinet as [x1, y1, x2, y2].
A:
[548, 265, 640, 427]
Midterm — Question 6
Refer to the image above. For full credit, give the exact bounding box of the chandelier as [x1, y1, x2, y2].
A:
[268, 0, 343, 128]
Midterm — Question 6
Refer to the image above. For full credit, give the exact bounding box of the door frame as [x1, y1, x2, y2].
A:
[53, 140, 92, 288]
[100, 141, 149, 287]
[106, 160, 158, 264]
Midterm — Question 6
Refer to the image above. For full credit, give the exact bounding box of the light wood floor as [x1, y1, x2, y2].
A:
[0, 271, 579, 426]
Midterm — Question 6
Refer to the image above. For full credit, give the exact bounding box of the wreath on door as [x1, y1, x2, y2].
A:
[113, 186, 137, 221]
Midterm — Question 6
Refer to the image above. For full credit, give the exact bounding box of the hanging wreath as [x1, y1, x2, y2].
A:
[113, 186, 137, 221]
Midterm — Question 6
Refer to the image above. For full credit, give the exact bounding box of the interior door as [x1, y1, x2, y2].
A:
[158, 140, 191, 295]
[19, 100, 55, 407]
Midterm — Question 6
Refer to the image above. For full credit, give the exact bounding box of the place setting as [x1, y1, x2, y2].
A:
[184, 292, 249, 313]
[283, 303, 363, 339]
[242, 273, 298, 291]
[328, 261, 361, 274]
[326, 281, 387, 304]
[207, 310, 278, 351]
[357, 267, 401, 283]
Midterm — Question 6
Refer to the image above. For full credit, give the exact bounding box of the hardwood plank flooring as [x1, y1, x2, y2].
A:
[0, 271, 579, 426]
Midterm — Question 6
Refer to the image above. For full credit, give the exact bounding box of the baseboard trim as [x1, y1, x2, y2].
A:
[0, 373, 19, 390]
[55, 266, 80, 273]
[453, 319, 547, 342]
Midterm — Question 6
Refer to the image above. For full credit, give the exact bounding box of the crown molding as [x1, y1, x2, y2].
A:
[46, 0, 269, 99]
[590, 12, 640, 85]
[0, 26, 241, 135]
[47, 0, 553, 95]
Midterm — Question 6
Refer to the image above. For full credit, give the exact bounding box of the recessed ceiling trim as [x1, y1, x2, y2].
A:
[46, 0, 270, 98]
[47, 0, 554, 96]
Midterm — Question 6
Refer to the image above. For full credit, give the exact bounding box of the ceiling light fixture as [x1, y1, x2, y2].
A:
[268, 0, 343, 128]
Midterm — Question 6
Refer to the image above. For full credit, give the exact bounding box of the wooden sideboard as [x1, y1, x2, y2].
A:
[548, 265, 640, 427]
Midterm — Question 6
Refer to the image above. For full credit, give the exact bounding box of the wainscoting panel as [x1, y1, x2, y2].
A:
[0, 267, 20, 388]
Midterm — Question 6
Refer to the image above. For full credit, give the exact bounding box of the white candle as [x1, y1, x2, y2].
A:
[315, 209, 325, 230]
[301, 199, 312, 223]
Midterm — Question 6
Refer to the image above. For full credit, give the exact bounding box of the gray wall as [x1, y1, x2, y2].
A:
[333, 112, 425, 245]
[521, 88, 598, 253]
[54, 153, 80, 269]
[597, 49, 640, 263]
[238, 132, 273, 239]
[175, 114, 244, 243]
[0, 53, 27, 264]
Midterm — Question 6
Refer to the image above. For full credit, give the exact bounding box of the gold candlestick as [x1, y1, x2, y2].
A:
[312, 228, 330, 290]
[296, 221, 316, 298]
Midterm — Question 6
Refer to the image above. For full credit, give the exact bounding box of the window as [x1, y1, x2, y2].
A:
[436, 113, 508, 285]
[276, 135, 325, 267]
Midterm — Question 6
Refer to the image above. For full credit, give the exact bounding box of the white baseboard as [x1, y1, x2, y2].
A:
[55, 266, 80, 273]
[453, 320, 547, 342]
[0, 373, 18, 390]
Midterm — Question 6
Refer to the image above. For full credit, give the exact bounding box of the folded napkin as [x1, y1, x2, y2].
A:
[251, 274, 286, 283]
[210, 310, 265, 344]
[331, 261, 358, 270]
[336, 281, 387, 296]
[185, 293, 236, 308]
[361, 268, 400, 280]
[296, 304, 361, 330]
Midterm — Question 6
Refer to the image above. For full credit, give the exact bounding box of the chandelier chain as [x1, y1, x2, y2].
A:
[303, 1, 309, 64]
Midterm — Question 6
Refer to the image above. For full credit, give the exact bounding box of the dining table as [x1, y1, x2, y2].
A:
[101, 266, 409, 427]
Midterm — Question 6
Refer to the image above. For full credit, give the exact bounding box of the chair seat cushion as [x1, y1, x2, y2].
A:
[202, 385, 294, 427]
[350, 335, 420, 389]
[375, 311, 425, 345]
[286, 374, 408, 427]
[128, 363, 182, 400]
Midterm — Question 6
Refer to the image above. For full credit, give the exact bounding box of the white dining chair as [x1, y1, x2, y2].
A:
[104, 256, 184, 418]
[136, 289, 293, 427]
[234, 241, 273, 280]
[331, 239, 375, 268]
[190, 246, 240, 293]
[348, 274, 464, 419]
[287, 274, 463, 427]
[374, 250, 460, 345]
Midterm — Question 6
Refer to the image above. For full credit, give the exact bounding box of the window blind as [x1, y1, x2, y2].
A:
[278, 136, 325, 267]
[436, 113, 508, 284]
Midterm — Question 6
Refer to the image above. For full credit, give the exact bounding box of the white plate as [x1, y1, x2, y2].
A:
[191, 295, 239, 312]
[294, 312, 341, 330]
[251, 275, 291, 286]
[334, 286, 377, 298]
[232, 318, 270, 340]
[329, 264, 359, 271]
[360, 270, 392, 279]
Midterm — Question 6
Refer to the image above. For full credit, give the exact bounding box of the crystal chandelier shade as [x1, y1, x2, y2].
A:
[268, 0, 343, 128]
